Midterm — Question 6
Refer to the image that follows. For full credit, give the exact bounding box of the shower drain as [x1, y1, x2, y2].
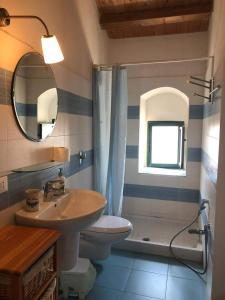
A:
[142, 237, 150, 242]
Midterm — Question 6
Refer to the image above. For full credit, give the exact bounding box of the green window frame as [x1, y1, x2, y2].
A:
[147, 121, 185, 169]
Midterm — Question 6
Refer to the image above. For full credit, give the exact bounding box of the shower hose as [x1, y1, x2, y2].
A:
[169, 200, 209, 275]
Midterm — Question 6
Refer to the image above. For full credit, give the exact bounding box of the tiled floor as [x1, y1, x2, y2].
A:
[85, 250, 206, 300]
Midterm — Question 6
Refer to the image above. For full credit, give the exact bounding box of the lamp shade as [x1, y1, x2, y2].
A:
[52, 147, 70, 162]
[41, 35, 64, 64]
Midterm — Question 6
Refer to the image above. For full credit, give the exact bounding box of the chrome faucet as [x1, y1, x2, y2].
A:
[43, 179, 65, 201]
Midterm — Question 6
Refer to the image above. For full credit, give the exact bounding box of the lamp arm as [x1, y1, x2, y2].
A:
[0, 8, 64, 64]
[8, 15, 50, 36]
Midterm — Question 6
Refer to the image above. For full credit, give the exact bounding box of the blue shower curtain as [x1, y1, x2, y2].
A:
[93, 66, 128, 216]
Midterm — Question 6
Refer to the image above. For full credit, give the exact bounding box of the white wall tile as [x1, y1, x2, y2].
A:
[53, 64, 92, 99]
[6, 138, 53, 170]
[64, 115, 92, 136]
[200, 166, 216, 238]
[187, 119, 203, 148]
[0, 201, 24, 228]
[122, 197, 198, 221]
[125, 159, 201, 189]
[64, 133, 92, 156]
[67, 166, 93, 190]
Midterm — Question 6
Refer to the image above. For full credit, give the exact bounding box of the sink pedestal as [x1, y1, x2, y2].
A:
[58, 232, 80, 270]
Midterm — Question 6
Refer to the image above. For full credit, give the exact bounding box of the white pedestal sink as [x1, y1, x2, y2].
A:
[16, 189, 106, 270]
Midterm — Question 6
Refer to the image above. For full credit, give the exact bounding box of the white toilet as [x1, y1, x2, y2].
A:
[79, 215, 133, 260]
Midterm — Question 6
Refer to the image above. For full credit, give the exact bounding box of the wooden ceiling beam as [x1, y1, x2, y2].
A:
[100, 2, 213, 29]
[102, 13, 210, 29]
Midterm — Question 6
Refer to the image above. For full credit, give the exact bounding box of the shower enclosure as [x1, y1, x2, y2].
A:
[110, 57, 211, 263]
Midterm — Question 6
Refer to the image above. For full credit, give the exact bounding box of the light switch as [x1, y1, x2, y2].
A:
[0, 176, 8, 194]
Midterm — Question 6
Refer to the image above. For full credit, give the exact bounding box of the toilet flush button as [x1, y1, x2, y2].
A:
[0, 176, 8, 194]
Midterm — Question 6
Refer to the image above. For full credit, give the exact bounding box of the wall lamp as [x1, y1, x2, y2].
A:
[0, 8, 64, 64]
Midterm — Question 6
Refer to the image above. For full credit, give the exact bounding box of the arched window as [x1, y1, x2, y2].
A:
[139, 87, 189, 175]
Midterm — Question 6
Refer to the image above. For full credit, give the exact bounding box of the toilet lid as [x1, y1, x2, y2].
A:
[87, 215, 132, 234]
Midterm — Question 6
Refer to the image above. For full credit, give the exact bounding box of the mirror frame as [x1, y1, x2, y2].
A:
[11, 52, 59, 142]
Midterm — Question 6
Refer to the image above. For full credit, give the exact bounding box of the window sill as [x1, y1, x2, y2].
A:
[139, 167, 186, 176]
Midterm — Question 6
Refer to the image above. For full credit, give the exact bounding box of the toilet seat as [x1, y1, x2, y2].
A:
[86, 215, 132, 234]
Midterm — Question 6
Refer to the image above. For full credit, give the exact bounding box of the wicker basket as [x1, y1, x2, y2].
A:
[0, 274, 11, 300]
[23, 247, 55, 300]
[40, 279, 56, 300]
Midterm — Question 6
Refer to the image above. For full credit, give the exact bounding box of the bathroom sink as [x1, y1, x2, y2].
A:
[16, 189, 106, 270]
[16, 189, 106, 231]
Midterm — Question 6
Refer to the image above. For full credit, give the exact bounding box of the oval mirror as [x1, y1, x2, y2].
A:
[12, 52, 58, 141]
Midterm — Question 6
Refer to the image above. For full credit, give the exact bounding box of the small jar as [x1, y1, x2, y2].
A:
[25, 189, 41, 212]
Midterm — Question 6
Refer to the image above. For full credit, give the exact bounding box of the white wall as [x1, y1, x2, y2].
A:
[74, 0, 109, 65]
[108, 32, 208, 64]
[145, 90, 189, 125]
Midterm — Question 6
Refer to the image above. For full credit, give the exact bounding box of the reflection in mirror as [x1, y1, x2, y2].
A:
[12, 52, 58, 141]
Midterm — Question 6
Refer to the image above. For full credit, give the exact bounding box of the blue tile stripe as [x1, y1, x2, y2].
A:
[0, 192, 8, 211]
[0, 68, 13, 105]
[0, 149, 93, 211]
[57, 88, 93, 116]
[16, 103, 37, 117]
[127, 105, 217, 120]
[201, 150, 217, 185]
[189, 105, 204, 119]
[187, 147, 202, 162]
[64, 149, 93, 177]
[126, 145, 202, 162]
[124, 183, 200, 203]
[128, 106, 139, 119]
[126, 145, 139, 158]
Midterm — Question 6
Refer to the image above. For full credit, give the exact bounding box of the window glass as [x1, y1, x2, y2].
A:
[148, 121, 184, 169]
[151, 126, 179, 164]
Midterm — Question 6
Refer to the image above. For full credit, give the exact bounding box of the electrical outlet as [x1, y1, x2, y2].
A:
[0, 176, 8, 194]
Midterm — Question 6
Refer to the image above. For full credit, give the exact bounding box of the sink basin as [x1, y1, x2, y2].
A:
[16, 189, 106, 270]
[16, 189, 106, 231]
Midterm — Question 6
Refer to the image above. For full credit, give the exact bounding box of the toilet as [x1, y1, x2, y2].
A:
[79, 215, 133, 260]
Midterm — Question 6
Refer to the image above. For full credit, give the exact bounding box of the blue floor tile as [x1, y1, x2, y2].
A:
[125, 270, 167, 299]
[122, 292, 160, 300]
[166, 276, 206, 300]
[168, 262, 203, 281]
[133, 255, 169, 275]
[95, 265, 131, 291]
[85, 285, 123, 300]
[95, 249, 135, 268]
[80, 250, 206, 300]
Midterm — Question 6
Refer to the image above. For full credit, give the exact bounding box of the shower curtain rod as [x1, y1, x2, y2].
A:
[93, 56, 213, 69]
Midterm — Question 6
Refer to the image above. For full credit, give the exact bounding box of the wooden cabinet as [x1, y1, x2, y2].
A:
[0, 225, 61, 300]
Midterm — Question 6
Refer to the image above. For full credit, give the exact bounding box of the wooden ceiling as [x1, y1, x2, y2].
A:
[95, 0, 213, 38]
